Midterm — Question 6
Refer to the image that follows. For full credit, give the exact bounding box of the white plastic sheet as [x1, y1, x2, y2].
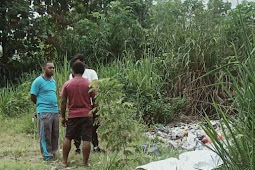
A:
[136, 149, 223, 170]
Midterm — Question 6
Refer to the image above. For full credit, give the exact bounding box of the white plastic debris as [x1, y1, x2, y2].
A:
[136, 148, 223, 170]
[136, 158, 179, 170]
[181, 133, 197, 150]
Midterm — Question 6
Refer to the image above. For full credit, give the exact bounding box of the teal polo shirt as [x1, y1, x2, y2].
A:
[30, 76, 59, 113]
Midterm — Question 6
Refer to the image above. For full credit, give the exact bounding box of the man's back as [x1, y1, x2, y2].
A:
[61, 77, 94, 118]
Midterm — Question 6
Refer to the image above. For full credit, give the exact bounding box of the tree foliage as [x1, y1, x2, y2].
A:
[0, 0, 34, 78]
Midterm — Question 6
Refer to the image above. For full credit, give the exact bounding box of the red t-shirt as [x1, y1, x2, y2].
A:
[60, 76, 95, 118]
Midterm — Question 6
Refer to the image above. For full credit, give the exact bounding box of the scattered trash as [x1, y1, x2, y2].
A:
[146, 120, 223, 150]
[137, 120, 225, 170]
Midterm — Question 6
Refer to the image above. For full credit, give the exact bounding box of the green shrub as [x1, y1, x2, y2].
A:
[91, 78, 144, 159]
[143, 96, 187, 124]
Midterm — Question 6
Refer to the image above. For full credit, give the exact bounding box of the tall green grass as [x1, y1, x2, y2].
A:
[203, 4, 255, 169]
[203, 56, 255, 169]
[0, 81, 34, 117]
[146, 0, 255, 117]
[97, 52, 184, 124]
[54, 56, 71, 94]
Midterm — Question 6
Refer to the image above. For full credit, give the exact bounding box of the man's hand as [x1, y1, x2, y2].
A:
[60, 96, 67, 126]
[34, 111, 37, 118]
[61, 118, 67, 127]
[31, 94, 37, 104]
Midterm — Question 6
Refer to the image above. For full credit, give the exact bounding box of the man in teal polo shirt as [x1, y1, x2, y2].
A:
[30, 61, 59, 161]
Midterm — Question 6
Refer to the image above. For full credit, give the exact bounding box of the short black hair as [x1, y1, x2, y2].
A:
[70, 54, 85, 66]
[72, 61, 85, 75]
[43, 61, 53, 68]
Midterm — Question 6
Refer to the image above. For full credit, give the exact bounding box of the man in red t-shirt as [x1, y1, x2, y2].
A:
[60, 61, 96, 167]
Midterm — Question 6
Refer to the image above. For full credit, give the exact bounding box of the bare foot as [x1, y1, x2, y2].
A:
[82, 163, 89, 167]
[62, 162, 68, 168]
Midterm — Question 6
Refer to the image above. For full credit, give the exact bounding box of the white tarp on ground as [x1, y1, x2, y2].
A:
[136, 149, 223, 170]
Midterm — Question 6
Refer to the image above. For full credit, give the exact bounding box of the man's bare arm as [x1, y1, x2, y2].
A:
[61, 97, 67, 118]
[31, 94, 37, 104]
[61, 97, 67, 127]
[91, 91, 98, 108]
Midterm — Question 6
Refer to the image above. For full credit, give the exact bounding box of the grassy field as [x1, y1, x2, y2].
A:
[0, 113, 181, 170]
